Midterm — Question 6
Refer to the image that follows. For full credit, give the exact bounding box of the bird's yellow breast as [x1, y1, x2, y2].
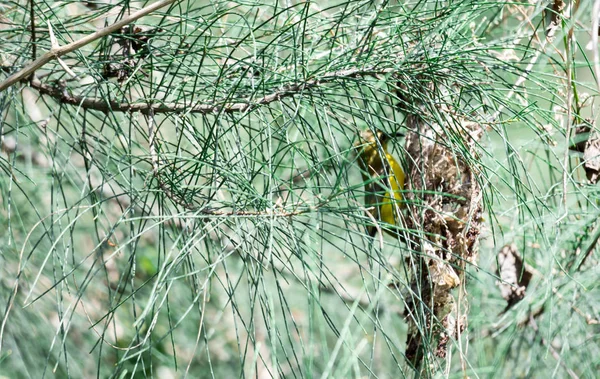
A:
[379, 153, 405, 226]
[355, 131, 405, 236]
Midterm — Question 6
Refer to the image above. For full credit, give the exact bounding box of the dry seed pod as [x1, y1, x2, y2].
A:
[496, 244, 533, 312]
[569, 120, 600, 184]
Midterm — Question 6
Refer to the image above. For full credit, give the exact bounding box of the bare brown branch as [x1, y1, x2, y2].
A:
[26, 67, 395, 114]
[29, 0, 36, 61]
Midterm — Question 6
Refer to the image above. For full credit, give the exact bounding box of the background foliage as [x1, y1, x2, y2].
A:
[1, 0, 599, 377]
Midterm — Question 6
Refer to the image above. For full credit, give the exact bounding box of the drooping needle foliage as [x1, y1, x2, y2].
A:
[0, 0, 599, 377]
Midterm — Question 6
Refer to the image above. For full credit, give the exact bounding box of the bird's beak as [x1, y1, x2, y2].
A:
[381, 130, 405, 139]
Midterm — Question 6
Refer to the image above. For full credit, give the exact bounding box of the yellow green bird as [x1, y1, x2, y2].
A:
[355, 129, 405, 237]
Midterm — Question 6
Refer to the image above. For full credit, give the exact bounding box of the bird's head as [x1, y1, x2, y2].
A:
[354, 129, 404, 170]
[355, 129, 404, 153]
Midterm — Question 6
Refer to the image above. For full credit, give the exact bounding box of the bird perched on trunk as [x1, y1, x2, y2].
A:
[355, 129, 405, 237]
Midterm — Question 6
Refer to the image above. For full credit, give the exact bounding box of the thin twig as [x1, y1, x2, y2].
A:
[522, 264, 599, 324]
[0, 0, 176, 91]
[490, 2, 569, 123]
[593, 0, 600, 94]
[29, 0, 36, 61]
[563, 17, 573, 211]
[26, 67, 396, 114]
[528, 315, 579, 379]
[575, 224, 600, 271]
